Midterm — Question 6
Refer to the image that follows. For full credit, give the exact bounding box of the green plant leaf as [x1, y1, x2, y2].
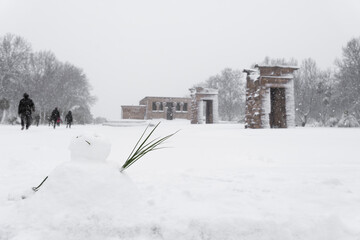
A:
[120, 122, 178, 172]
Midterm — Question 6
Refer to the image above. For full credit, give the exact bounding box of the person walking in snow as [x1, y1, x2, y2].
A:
[51, 107, 60, 129]
[65, 111, 73, 128]
[18, 93, 35, 130]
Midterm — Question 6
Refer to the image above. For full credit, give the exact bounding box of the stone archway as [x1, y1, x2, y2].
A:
[243, 65, 298, 129]
[189, 87, 219, 124]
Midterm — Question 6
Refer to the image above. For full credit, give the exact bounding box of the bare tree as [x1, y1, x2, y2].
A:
[0, 98, 10, 123]
[56, 62, 96, 122]
[335, 37, 360, 119]
[315, 69, 336, 125]
[260, 56, 298, 67]
[26, 51, 61, 122]
[0, 33, 96, 124]
[293, 58, 321, 126]
[0, 34, 31, 111]
[198, 68, 245, 121]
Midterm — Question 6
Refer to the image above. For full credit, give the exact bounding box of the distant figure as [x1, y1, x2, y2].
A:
[18, 93, 35, 130]
[51, 107, 60, 129]
[65, 111, 73, 128]
[56, 117, 61, 126]
[34, 114, 40, 126]
[46, 114, 52, 126]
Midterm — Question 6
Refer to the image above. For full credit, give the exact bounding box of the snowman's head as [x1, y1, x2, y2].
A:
[69, 132, 111, 162]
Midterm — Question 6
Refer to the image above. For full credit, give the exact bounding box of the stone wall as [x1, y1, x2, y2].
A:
[139, 96, 191, 120]
[245, 74, 263, 128]
[121, 105, 146, 119]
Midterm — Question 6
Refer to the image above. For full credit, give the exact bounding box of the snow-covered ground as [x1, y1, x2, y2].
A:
[0, 121, 359, 240]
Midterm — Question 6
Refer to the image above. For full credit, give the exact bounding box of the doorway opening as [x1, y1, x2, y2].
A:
[166, 102, 173, 120]
[270, 88, 287, 128]
[203, 100, 213, 124]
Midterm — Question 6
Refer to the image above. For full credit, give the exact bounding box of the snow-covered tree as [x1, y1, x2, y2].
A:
[72, 105, 93, 124]
[0, 34, 31, 112]
[315, 69, 336, 126]
[56, 62, 96, 120]
[294, 59, 336, 126]
[259, 56, 298, 67]
[334, 37, 360, 120]
[94, 116, 107, 124]
[26, 51, 61, 122]
[338, 111, 360, 127]
[197, 68, 245, 121]
[0, 98, 10, 123]
[0, 33, 96, 124]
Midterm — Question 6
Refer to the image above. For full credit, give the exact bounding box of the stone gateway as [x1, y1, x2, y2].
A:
[243, 65, 298, 129]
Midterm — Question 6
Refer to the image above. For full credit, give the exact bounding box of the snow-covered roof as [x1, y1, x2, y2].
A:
[260, 75, 294, 79]
[140, 96, 191, 102]
[243, 69, 257, 74]
[121, 105, 146, 107]
[243, 69, 260, 81]
[255, 64, 299, 70]
[189, 87, 218, 94]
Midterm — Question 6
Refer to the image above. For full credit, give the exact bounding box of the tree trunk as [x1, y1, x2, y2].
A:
[1, 109, 7, 124]
[39, 109, 42, 124]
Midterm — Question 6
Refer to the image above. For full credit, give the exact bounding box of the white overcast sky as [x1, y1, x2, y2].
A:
[1, 0, 360, 119]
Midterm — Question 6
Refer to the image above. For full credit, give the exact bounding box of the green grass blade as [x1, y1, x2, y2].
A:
[122, 122, 162, 169]
[125, 124, 149, 162]
[130, 122, 161, 156]
[121, 122, 178, 171]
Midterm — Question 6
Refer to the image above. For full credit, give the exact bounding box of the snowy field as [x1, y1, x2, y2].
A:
[0, 121, 359, 240]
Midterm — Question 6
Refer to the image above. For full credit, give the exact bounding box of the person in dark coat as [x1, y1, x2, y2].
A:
[51, 107, 60, 129]
[18, 93, 35, 130]
[65, 111, 73, 128]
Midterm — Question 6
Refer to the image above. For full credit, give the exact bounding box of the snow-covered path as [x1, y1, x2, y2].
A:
[0, 122, 359, 239]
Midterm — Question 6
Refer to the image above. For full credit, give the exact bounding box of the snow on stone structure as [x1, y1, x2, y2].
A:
[243, 65, 298, 128]
[189, 87, 219, 124]
[121, 97, 191, 120]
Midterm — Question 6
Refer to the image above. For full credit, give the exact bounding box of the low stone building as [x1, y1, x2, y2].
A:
[121, 96, 191, 120]
[189, 87, 219, 124]
[243, 65, 298, 128]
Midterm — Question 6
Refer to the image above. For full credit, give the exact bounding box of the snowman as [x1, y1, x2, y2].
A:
[10, 132, 142, 231]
